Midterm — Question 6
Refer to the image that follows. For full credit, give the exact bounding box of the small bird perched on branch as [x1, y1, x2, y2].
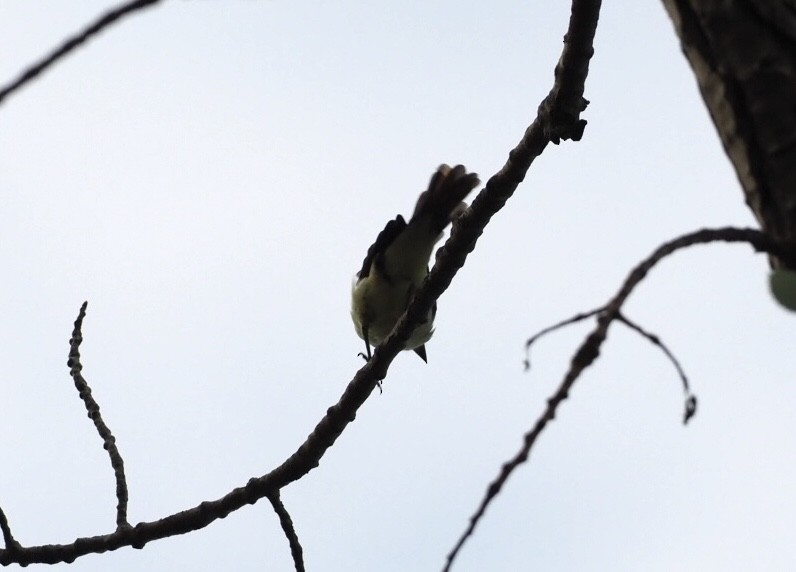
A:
[351, 164, 480, 363]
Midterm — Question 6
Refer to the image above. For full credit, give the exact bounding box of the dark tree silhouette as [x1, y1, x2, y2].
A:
[1, 0, 794, 570]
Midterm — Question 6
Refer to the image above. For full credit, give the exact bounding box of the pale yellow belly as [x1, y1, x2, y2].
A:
[351, 274, 434, 350]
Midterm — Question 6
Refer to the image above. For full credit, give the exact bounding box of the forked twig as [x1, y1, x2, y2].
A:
[524, 307, 602, 370]
[445, 226, 781, 570]
[525, 308, 697, 423]
[615, 312, 697, 424]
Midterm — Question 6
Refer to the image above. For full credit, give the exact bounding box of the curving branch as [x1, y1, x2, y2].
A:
[444, 226, 784, 569]
[614, 312, 696, 424]
[68, 302, 130, 530]
[0, 0, 162, 106]
[526, 308, 697, 423]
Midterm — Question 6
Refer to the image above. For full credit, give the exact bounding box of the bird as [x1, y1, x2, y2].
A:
[351, 164, 480, 363]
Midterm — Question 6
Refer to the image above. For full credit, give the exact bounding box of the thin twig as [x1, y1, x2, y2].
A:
[0, 507, 20, 553]
[267, 492, 305, 572]
[68, 302, 130, 530]
[523, 307, 603, 370]
[615, 312, 697, 424]
[525, 309, 697, 423]
[444, 226, 780, 570]
[0, 0, 162, 106]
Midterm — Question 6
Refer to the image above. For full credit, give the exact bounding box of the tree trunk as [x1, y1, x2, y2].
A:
[662, 0, 796, 268]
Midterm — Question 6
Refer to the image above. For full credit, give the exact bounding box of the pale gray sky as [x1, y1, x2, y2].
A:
[2, 2, 795, 571]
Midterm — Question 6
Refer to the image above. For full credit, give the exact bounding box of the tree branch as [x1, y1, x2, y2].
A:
[0, 507, 20, 554]
[68, 302, 130, 530]
[615, 312, 695, 423]
[445, 226, 782, 569]
[0, 0, 162, 106]
[267, 492, 304, 572]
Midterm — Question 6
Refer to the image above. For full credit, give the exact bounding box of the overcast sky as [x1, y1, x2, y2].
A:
[2, 1, 795, 571]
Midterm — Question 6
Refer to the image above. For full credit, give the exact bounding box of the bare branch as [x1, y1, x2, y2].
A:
[524, 307, 602, 371]
[0, 507, 20, 554]
[445, 226, 782, 569]
[615, 312, 697, 424]
[0, 0, 162, 106]
[525, 309, 696, 423]
[267, 492, 305, 572]
[68, 302, 130, 530]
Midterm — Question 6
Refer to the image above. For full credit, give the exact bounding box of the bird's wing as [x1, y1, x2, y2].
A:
[356, 215, 407, 280]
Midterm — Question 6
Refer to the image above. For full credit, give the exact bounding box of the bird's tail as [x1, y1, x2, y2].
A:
[411, 164, 480, 235]
[383, 164, 480, 282]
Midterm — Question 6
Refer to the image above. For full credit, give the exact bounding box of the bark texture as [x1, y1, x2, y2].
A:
[662, 0, 796, 267]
